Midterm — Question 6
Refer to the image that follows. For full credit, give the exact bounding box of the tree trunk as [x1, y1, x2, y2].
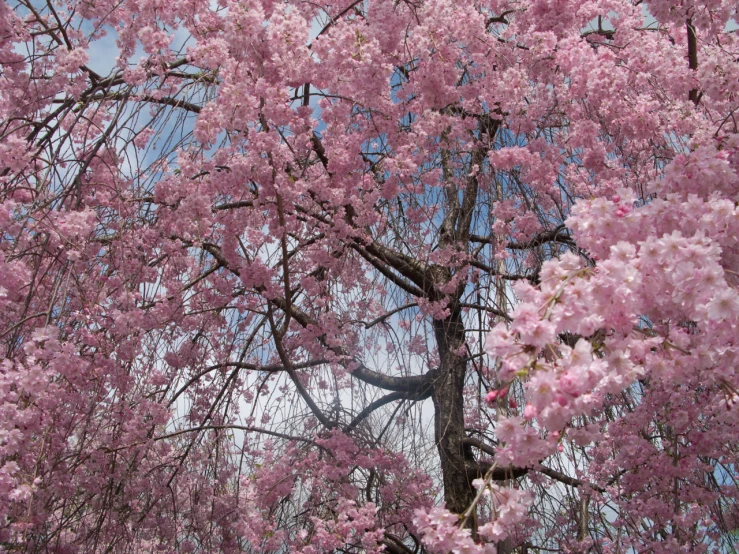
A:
[431, 307, 476, 515]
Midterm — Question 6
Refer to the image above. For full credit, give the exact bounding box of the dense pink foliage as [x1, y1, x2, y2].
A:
[1, 0, 739, 551]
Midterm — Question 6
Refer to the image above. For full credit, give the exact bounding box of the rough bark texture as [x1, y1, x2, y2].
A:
[432, 309, 476, 514]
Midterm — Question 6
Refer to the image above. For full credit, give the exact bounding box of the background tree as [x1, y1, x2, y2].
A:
[1, 0, 739, 552]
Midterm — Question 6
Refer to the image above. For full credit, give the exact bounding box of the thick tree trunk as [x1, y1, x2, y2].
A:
[431, 308, 475, 515]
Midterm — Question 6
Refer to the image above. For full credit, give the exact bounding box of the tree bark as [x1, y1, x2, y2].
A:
[431, 306, 476, 514]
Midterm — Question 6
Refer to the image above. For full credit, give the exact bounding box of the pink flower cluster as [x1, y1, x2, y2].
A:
[482, 134, 739, 548]
[414, 484, 532, 553]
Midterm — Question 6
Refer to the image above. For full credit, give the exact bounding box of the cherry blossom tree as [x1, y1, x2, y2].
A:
[2, 0, 739, 552]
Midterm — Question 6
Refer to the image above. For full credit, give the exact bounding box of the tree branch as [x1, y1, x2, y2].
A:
[463, 437, 606, 492]
[470, 225, 573, 250]
[348, 387, 431, 430]
[687, 20, 700, 105]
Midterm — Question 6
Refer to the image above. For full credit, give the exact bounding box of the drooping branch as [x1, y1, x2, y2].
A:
[169, 358, 328, 405]
[154, 425, 318, 446]
[470, 225, 573, 250]
[347, 385, 433, 431]
[268, 303, 335, 429]
[354, 302, 419, 329]
[349, 363, 430, 393]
